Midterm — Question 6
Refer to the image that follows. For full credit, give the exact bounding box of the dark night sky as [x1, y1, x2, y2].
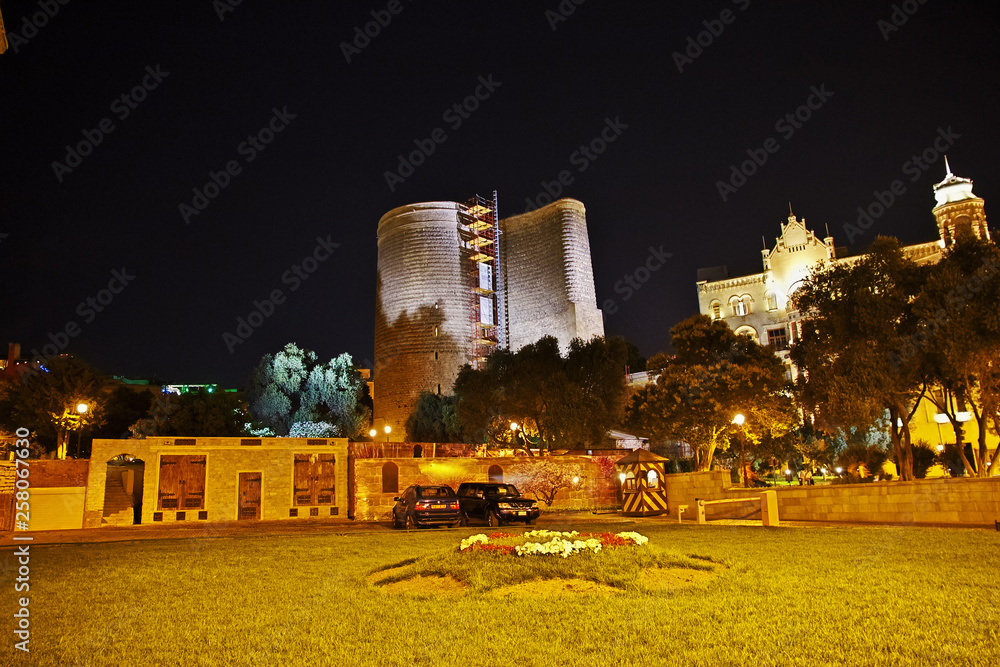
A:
[2, 0, 998, 387]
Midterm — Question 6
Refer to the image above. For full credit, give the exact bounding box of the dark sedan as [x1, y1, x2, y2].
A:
[392, 485, 461, 529]
[456, 482, 540, 527]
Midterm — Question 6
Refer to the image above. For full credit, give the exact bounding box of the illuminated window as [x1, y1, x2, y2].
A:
[434, 326, 438, 337]
[733, 300, 747, 316]
[766, 293, 777, 311]
[647, 469, 659, 488]
[711, 302, 721, 319]
[623, 473, 637, 492]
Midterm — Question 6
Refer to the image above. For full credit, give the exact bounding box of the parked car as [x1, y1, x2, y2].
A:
[456, 482, 540, 527]
[392, 485, 461, 529]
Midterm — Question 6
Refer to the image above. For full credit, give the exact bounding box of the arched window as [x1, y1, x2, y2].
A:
[734, 325, 759, 344]
[381, 461, 399, 494]
[413, 444, 423, 458]
[711, 301, 722, 319]
[488, 465, 503, 483]
[765, 292, 777, 311]
[647, 469, 659, 489]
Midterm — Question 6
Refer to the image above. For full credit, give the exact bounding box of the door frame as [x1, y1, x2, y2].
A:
[237, 471, 263, 521]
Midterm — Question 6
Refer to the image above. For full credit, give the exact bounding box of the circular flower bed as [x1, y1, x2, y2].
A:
[460, 530, 649, 558]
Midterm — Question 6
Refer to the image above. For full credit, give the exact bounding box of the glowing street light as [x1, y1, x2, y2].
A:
[76, 403, 89, 414]
[369, 428, 377, 439]
[732, 413, 748, 488]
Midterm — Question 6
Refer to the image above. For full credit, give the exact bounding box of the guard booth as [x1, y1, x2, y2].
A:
[615, 449, 669, 517]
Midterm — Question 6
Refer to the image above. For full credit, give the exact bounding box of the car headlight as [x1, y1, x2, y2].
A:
[498, 503, 512, 509]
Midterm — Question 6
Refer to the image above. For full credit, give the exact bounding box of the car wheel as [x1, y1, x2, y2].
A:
[392, 511, 402, 529]
[487, 510, 501, 528]
[458, 510, 469, 527]
[405, 513, 417, 530]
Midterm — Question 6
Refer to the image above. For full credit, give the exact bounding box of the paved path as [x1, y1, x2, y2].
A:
[1, 511, 991, 549]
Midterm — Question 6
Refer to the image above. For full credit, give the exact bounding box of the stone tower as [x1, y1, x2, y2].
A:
[932, 158, 990, 247]
[500, 198, 605, 353]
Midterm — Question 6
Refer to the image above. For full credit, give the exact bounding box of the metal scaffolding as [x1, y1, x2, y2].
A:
[458, 192, 501, 368]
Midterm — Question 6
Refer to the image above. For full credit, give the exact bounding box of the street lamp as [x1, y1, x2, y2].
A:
[74, 403, 89, 458]
[732, 413, 748, 488]
[383, 425, 391, 443]
[369, 428, 377, 439]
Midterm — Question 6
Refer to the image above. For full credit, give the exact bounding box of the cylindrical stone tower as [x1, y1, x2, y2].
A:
[501, 198, 605, 353]
[374, 202, 470, 436]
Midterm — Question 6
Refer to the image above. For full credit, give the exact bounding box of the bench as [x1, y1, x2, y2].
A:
[696, 490, 779, 527]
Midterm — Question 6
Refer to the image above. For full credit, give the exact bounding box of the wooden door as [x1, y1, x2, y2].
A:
[239, 472, 262, 520]
[316, 454, 336, 505]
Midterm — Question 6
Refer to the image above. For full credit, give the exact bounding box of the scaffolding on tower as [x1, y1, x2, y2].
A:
[458, 192, 501, 369]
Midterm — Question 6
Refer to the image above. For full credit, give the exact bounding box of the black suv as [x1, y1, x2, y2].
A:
[392, 485, 461, 529]
[456, 482, 540, 527]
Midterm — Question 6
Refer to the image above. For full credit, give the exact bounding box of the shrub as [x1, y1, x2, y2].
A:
[911, 442, 937, 479]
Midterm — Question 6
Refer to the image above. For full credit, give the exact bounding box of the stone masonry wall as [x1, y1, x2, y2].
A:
[354, 455, 617, 522]
[502, 198, 604, 352]
[661, 470, 1000, 526]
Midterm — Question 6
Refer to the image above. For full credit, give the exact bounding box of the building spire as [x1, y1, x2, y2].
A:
[944, 155, 952, 176]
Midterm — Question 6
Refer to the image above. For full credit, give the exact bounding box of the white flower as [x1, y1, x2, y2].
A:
[460, 534, 489, 550]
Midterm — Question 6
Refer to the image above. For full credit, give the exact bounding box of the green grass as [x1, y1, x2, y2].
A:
[8, 523, 999, 666]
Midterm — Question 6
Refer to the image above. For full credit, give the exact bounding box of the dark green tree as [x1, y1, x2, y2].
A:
[405, 392, 463, 442]
[130, 390, 246, 437]
[792, 237, 929, 481]
[626, 314, 796, 471]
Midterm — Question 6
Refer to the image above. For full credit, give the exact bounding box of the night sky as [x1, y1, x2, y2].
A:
[2, 0, 998, 388]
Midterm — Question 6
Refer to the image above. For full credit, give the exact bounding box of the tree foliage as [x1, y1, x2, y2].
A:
[129, 390, 247, 438]
[911, 237, 1000, 477]
[791, 237, 930, 481]
[626, 314, 796, 471]
[508, 459, 586, 506]
[246, 343, 369, 438]
[405, 392, 463, 443]
[0, 355, 110, 457]
[453, 336, 630, 451]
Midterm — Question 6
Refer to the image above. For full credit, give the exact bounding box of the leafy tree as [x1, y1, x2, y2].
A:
[453, 336, 630, 452]
[0, 355, 110, 458]
[912, 238, 1000, 477]
[626, 315, 796, 471]
[508, 459, 586, 506]
[93, 385, 153, 440]
[405, 392, 463, 442]
[246, 343, 369, 438]
[792, 237, 928, 481]
[130, 390, 246, 437]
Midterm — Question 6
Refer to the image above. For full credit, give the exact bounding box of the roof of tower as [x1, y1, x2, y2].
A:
[933, 157, 977, 206]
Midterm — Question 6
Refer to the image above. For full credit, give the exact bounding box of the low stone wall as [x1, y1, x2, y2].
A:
[662, 471, 1000, 526]
[353, 456, 617, 522]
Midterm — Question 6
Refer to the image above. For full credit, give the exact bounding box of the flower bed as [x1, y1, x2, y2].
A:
[460, 530, 648, 558]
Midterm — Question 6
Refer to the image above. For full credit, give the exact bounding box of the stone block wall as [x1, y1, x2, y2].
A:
[502, 198, 604, 352]
[661, 470, 1000, 526]
[354, 455, 617, 522]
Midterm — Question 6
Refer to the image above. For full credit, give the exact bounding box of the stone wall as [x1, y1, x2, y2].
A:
[502, 198, 604, 352]
[353, 455, 617, 522]
[86, 437, 350, 528]
[661, 470, 1000, 526]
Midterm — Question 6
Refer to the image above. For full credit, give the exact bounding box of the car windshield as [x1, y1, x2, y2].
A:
[417, 486, 455, 498]
[490, 485, 520, 497]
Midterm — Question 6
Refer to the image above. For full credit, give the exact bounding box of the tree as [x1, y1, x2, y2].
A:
[405, 392, 463, 443]
[508, 459, 586, 506]
[792, 237, 929, 481]
[246, 343, 369, 438]
[453, 336, 630, 452]
[129, 390, 247, 437]
[0, 355, 110, 458]
[912, 237, 1000, 477]
[626, 315, 796, 471]
[93, 385, 153, 440]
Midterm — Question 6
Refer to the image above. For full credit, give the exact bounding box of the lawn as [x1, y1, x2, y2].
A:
[9, 522, 999, 666]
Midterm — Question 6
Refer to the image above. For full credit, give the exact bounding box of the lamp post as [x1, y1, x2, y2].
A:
[383, 425, 392, 443]
[74, 403, 88, 458]
[733, 413, 747, 488]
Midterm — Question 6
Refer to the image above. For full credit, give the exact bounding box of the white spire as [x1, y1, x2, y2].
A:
[944, 155, 952, 176]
